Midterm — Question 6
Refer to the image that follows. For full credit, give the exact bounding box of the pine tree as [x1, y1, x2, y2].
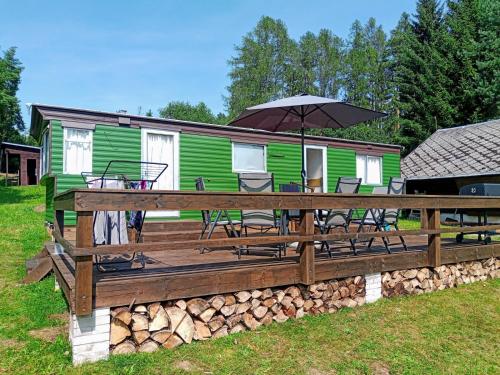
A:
[225, 16, 296, 119]
[315, 29, 343, 98]
[390, 1, 454, 153]
[0, 47, 24, 143]
[445, 0, 482, 124]
[474, 0, 500, 120]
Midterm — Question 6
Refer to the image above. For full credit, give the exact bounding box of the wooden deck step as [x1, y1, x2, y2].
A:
[141, 229, 228, 242]
[142, 220, 201, 232]
[23, 246, 52, 284]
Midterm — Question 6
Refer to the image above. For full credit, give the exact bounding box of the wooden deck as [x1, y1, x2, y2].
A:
[50, 189, 500, 315]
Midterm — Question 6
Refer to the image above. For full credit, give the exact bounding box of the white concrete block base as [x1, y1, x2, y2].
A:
[69, 307, 110, 365]
[365, 272, 382, 303]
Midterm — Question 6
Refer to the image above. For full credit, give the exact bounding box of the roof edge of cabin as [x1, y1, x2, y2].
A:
[30, 103, 402, 152]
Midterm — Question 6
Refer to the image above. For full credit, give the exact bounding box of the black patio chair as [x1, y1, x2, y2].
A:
[354, 177, 408, 253]
[315, 177, 362, 257]
[238, 173, 285, 259]
[196, 177, 240, 253]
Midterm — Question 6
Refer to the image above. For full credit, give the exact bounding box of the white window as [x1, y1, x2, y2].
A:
[232, 143, 266, 173]
[356, 154, 382, 185]
[40, 129, 49, 176]
[63, 128, 93, 174]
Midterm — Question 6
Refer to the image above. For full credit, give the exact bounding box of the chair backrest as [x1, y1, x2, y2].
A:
[384, 177, 406, 224]
[325, 177, 362, 227]
[361, 186, 388, 223]
[388, 177, 406, 195]
[336, 177, 362, 194]
[195, 177, 211, 224]
[279, 183, 301, 218]
[239, 173, 276, 227]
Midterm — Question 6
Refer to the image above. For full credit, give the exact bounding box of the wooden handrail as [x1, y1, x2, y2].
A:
[52, 189, 500, 315]
[54, 189, 500, 211]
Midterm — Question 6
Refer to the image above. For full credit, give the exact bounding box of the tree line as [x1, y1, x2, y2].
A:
[1, 0, 498, 154]
[162, 0, 499, 154]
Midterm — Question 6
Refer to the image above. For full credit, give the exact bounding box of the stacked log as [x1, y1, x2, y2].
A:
[382, 257, 499, 297]
[110, 275, 366, 354]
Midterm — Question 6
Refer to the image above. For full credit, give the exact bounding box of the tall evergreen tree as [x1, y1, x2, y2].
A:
[315, 29, 343, 98]
[0, 47, 24, 144]
[474, 0, 500, 120]
[445, 0, 482, 124]
[343, 18, 392, 111]
[390, 0, 453, 153]
[290, 29, 343, 98]
[225, 16, 296, 119]
[343, 20, 370, 107]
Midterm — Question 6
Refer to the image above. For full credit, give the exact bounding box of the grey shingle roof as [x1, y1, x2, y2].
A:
[401, 119, 500, 180]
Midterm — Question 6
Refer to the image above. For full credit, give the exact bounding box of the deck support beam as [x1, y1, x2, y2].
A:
[75, 211, 93, 316]
[299, 209, 315, 285]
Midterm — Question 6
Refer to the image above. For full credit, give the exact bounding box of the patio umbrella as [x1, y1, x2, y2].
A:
[230, 94, 387, 190]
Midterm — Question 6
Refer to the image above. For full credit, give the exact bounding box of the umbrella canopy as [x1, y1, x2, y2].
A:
[230, 94, 387, 190]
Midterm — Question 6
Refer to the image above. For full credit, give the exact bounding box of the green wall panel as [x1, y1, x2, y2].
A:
[51, 121, 142, 225]
[44, 176, 55, 223]
[267, 142, 302, 190]
[179, 133, 237, 220]
[327, 148, 357, 192]
[92, 125, 141, 173]
[47, 120, 401, 225]
[382, 153, 401, 185]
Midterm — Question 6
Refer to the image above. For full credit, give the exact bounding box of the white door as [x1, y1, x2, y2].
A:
[305, 145, 328, 192]
[141, 128, 179, 217]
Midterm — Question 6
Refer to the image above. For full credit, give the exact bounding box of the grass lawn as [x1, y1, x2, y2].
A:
[0, 185, 498, 374]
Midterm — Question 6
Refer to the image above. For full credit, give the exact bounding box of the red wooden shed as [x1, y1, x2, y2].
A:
[0, 142, 40, 186]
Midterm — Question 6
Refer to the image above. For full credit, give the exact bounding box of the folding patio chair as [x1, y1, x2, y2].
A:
[196, 177, 240, 253]
[238, 173, 285, 259]
[354, 177, 408, 253]
[279, 182, 301, 236]
[315, 177, 362, 257]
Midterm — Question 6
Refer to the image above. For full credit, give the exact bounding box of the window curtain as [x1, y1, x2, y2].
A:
[234, 143, 265, 172]
[64, 128, 92, 174]
[367, 156, 381, 185]
[146, 133, 173, 190]
[356, 155, 366, 183]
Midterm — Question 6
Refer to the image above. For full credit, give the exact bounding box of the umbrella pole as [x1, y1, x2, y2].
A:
[301, 119, 306, 192]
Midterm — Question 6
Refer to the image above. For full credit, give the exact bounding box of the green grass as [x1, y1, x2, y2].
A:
[0, 185, 499, 374]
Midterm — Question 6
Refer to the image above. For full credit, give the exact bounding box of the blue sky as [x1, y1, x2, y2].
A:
[0, 0, 416, 125]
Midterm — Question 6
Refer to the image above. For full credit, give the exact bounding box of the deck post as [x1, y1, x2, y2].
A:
[299, 209, 315, 285]
[426, 208, 441, 267]
[75, 211, 93, 316]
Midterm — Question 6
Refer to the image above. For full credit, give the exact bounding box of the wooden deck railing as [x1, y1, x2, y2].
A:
[53, 189, 500, 315]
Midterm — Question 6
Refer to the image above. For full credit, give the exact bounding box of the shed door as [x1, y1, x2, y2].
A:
[141, 128, 179, 217]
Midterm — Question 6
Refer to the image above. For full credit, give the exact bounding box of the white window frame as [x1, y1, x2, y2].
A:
[232, 142, 267, 173]
[141, 128, 180, 218]
[40, 127, 50, 176]
[63, 127, 93, 175]
[356, 154, 383, 185]
[304, 145, 328, 192]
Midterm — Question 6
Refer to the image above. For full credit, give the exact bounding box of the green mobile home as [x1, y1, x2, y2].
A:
[30, 104, 401, 225]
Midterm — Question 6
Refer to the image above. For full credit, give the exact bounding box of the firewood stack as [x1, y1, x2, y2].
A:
[382, 257, 499, 297]
[110, 275, 366, 354]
